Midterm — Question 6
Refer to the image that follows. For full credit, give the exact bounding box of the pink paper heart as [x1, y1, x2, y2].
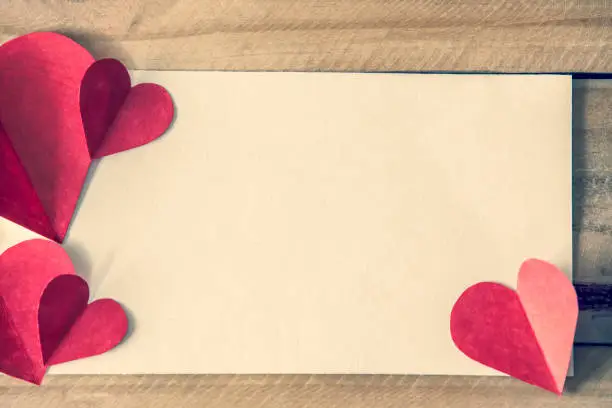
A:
[80, 58, 174, 159]
[0, 33, 174, 242]
[0, 239, 128, 384]
[450, 259, 578, 394]
[0, 32, 93, 242]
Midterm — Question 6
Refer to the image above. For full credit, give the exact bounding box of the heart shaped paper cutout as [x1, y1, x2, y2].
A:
[39, 274, 128, 367]
[450, 259, 578, 394]
[0, 32, 93, 242]
[0, 239, 128, 384]
[0, 33, 174, 242]
[80, 58, 174, 159]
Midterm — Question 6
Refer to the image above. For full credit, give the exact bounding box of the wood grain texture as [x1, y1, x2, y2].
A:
[1, 0, 612, 406]
[1, 347, 612, 407]
[0, 0, 612, 71]
[574, 81, 612, 345]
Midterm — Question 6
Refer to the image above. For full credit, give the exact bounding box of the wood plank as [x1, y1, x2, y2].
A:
[0, 347, 611, 407]
[0, 0, 611, 71]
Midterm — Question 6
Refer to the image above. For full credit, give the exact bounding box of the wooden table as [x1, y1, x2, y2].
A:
[1, 1, 611, 406]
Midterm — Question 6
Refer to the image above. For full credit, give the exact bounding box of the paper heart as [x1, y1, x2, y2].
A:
[0, 32, 93, 242]
[80, 58, 174, 159]
[0, 32, 174, 242]
[39, 274, 127, 366]
[0, 239, 128, 384]
[450, 259, 578, 394]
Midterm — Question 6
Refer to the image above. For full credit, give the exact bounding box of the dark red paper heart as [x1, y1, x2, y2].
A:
[39, 274, 128, 367]
[80, 58, 174, 159]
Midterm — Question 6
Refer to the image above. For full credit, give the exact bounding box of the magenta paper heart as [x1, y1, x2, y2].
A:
[80, 58, 174, 159]
[39, 274, 127, 367]
[0, 239, 128, 384]
[0, 32, 174, 242]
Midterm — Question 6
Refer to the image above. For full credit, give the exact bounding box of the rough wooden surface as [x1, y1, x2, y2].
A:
[1, 347, 612, 407]
[0, 0, 612, 72]
[1, 0, 612, 406]
[573, 80, 612, 345]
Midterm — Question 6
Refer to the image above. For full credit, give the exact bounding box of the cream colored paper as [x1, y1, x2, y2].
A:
[0, 73, 572, 375]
